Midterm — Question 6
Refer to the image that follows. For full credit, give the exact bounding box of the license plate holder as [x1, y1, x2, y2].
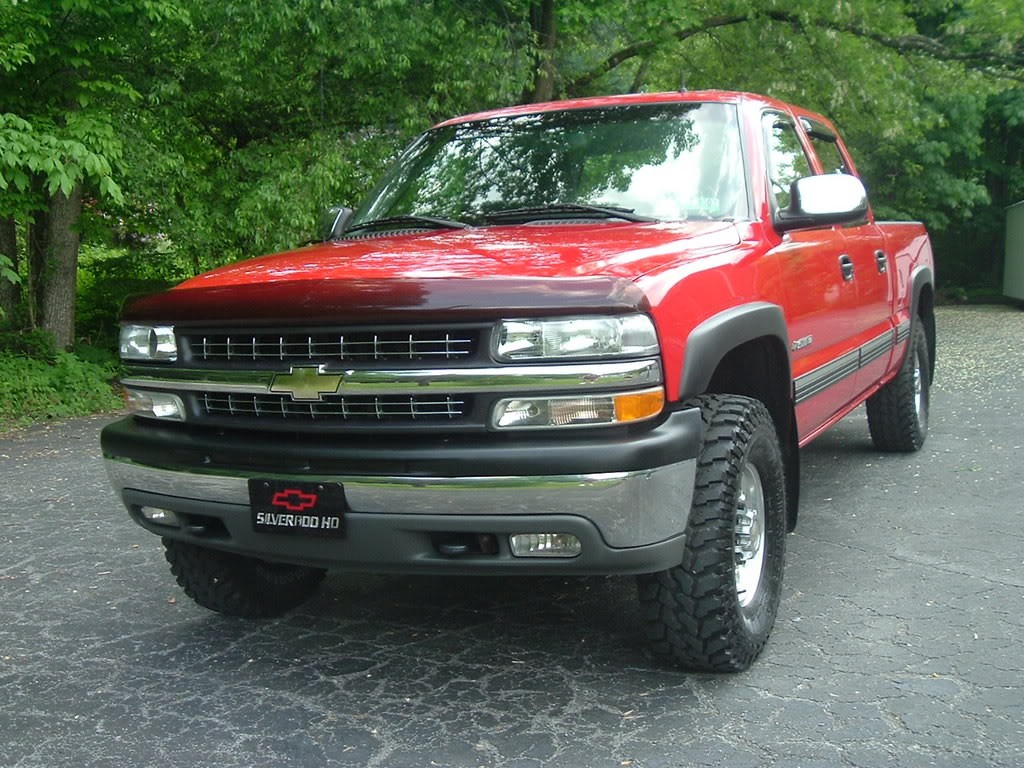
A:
[249, 479, 347, 538]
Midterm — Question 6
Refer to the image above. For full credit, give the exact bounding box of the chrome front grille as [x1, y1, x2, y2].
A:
[185, 329, 477, 364]
[201, 392, 468, 422]
[173, 324, 485, 429]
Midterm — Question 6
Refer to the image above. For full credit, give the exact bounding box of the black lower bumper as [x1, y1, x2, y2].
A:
[102, 409, 704, 574]
[100, 408, 701, 478]
[124, 488, 688, 575]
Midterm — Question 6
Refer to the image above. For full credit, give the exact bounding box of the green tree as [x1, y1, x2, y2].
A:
[104, 0, 533, 277]
[0, 0, 188, 345]
[508, 0, 1021, 288]
[5, 0, 1023, 354]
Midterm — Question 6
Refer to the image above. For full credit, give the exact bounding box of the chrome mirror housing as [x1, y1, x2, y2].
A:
[775, 174, 869, 232]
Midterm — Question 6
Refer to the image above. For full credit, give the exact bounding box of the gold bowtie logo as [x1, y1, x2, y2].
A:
[269, 366, 343, 401]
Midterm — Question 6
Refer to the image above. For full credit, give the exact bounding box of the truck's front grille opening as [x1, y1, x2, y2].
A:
[200, 392, 469, 422]
[184, 329, 478, 364]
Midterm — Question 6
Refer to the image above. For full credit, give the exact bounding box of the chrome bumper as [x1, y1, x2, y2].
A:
[105, 457, 696, 549]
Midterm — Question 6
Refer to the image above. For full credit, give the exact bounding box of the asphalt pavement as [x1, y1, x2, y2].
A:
[1, 305, 1022, 768]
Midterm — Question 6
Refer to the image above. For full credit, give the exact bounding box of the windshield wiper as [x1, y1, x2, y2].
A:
[343, 214, 471, 235]
[483, 203, 657, 224]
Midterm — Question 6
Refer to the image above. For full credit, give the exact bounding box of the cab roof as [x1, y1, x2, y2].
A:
[434, 90, 822, 129]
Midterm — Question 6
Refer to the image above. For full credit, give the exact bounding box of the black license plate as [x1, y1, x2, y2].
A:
[249, 479, 347, 538]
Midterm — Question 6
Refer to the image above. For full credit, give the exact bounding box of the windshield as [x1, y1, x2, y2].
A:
[352, 102, 748, 226]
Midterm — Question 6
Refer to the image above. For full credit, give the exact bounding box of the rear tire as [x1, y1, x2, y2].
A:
[163, 540, 326, 618]
[867, 322, 930, 452]
[637, 394, 787, 672]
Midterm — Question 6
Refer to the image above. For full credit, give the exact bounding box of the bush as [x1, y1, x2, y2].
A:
[0, 328, 59, 361]
[0, 350, 123, 431]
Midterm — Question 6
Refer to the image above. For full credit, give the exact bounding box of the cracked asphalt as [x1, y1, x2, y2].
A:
[2, 305, 1023, 768]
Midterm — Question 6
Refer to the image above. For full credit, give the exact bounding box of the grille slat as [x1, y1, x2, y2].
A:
[201, 393, 468, 422]
[190, 330, 476, 363]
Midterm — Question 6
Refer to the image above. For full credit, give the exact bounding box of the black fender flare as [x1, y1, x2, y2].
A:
[911, 265, 933, 316]
[910, 265, 936, 378]
[679, 302, 799, 530]
[679, 302, 791, 400]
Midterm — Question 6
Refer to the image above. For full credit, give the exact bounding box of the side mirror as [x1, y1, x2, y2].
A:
[321, 206, 354, 241]
[774, 175, 869, 232]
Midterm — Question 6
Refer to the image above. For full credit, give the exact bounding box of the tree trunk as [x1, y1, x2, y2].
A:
[0, 216, 18, 321]
[38, 184, 83, 349]
[26, 176, 47, 331]
[526, 0, 557, 103]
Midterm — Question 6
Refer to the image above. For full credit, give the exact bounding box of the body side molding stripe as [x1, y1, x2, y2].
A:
[895, 319, 911, 344]
[794, 327, 901, 405]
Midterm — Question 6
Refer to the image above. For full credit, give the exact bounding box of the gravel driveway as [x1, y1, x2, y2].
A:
[1, 305, 1022, 767]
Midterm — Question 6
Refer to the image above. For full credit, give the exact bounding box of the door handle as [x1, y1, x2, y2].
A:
[839, 255, 855, 282]
[875, 249, 888, 274]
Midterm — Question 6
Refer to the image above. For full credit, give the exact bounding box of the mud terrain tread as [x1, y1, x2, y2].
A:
[637, 394, 786, 672]
[163, 539, 326, 618]
[867, 323, 930, 452]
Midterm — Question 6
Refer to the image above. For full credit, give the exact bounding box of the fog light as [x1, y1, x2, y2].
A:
[140, 506, 179, 527]
[509, 533, 582, 558]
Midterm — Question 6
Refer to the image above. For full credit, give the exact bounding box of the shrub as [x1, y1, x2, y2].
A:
[0, 328, 59, 361]
[0, 350, 122, 431]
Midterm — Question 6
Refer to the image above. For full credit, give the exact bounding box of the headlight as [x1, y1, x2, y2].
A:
[494, 314, 658, 361]
[119, 324, 177, 361]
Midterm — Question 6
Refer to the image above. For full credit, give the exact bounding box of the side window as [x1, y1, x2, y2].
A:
[803, 120, 850, 175]
[762, 113, 812, 210]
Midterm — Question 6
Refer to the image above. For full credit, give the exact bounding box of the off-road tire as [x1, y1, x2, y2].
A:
[637, 394, 787, 672]
[866, 322, 930, 452]
[163, 540, 326, 618]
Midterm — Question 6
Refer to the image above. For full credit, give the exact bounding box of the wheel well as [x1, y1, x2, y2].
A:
[704, 337, 800, 531]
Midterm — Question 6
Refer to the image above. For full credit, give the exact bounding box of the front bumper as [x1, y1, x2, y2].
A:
[101, 409, 702, 575]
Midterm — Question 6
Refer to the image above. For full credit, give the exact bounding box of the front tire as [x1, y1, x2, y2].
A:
[637, 394, 787, 672]
[866, 322, 930, 452]
[163, 540, 326, 618]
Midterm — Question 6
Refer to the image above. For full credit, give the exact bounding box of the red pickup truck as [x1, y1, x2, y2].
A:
[102, 90, 935, 671]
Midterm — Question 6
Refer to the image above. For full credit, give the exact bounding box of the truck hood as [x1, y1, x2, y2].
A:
[126, 222, 740, 325]
[183, 221, 739, 285]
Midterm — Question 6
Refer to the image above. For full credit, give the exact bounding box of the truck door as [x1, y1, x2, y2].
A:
[763, 113, 861, 438]
[803, 121, 896, 397]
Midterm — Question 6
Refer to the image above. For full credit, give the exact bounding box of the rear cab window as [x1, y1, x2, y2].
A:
[800, 117, 852, 176]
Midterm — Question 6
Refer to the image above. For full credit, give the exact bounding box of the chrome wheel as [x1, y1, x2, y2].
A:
[734, 461, 766, 608]
[913, 352, 928, 429]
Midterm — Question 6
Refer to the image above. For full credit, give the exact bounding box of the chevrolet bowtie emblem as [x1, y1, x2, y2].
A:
[269, 366, 343, 401]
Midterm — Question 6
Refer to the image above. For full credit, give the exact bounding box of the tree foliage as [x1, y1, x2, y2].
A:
[0, 0, 189, 344]
[0, 0, 188, 204]
[1, 0, 1022, 348]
